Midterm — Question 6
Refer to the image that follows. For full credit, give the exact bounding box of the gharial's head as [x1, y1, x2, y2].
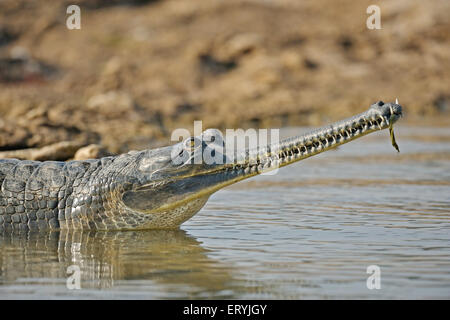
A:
[117, 100, 402, 229]
[118, 128, 232, 228]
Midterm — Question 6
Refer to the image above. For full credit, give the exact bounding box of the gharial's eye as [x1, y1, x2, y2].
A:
[184, 137, 200, 150]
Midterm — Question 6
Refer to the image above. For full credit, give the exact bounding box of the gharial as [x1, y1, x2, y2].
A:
[0, 101, 402, 231]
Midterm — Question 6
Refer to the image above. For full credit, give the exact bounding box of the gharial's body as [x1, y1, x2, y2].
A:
[0, 101, 402, 231]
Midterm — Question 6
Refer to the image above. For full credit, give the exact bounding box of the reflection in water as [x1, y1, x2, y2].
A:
[0, 230, 234, 298]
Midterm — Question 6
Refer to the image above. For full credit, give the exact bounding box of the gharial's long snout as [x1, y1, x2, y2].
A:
[222, 100, 403, 178]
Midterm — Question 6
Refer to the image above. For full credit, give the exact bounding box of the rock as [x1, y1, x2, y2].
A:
[73, 144, 111, 160]
[0, 141, 84, 161]
[0, 119, 30, 150]
[0, 46, 58, 83]
[87, 91, 135, 116]
[0, 25, 17, 47]
[222, 33, 263, 59]
[280, 50, 303, 70]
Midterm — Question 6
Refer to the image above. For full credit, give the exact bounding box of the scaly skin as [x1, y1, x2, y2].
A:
[0, 101, 402, 231]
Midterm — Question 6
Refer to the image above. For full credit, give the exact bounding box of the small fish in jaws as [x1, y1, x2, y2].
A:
[389, 122, 400, 152]
[389, 98, 401, 152]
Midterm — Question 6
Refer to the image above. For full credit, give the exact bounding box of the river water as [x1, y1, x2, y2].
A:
[0, 125, 449, 299]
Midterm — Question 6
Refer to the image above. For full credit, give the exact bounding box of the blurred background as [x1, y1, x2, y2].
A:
[0, 0, 449, 159]
[1, 1, 450, 300]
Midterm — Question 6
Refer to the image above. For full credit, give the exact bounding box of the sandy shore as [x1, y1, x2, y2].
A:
[0, 0, 448, 157]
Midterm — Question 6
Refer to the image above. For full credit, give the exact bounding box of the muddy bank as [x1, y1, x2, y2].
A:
[0, 0, 449, 157]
